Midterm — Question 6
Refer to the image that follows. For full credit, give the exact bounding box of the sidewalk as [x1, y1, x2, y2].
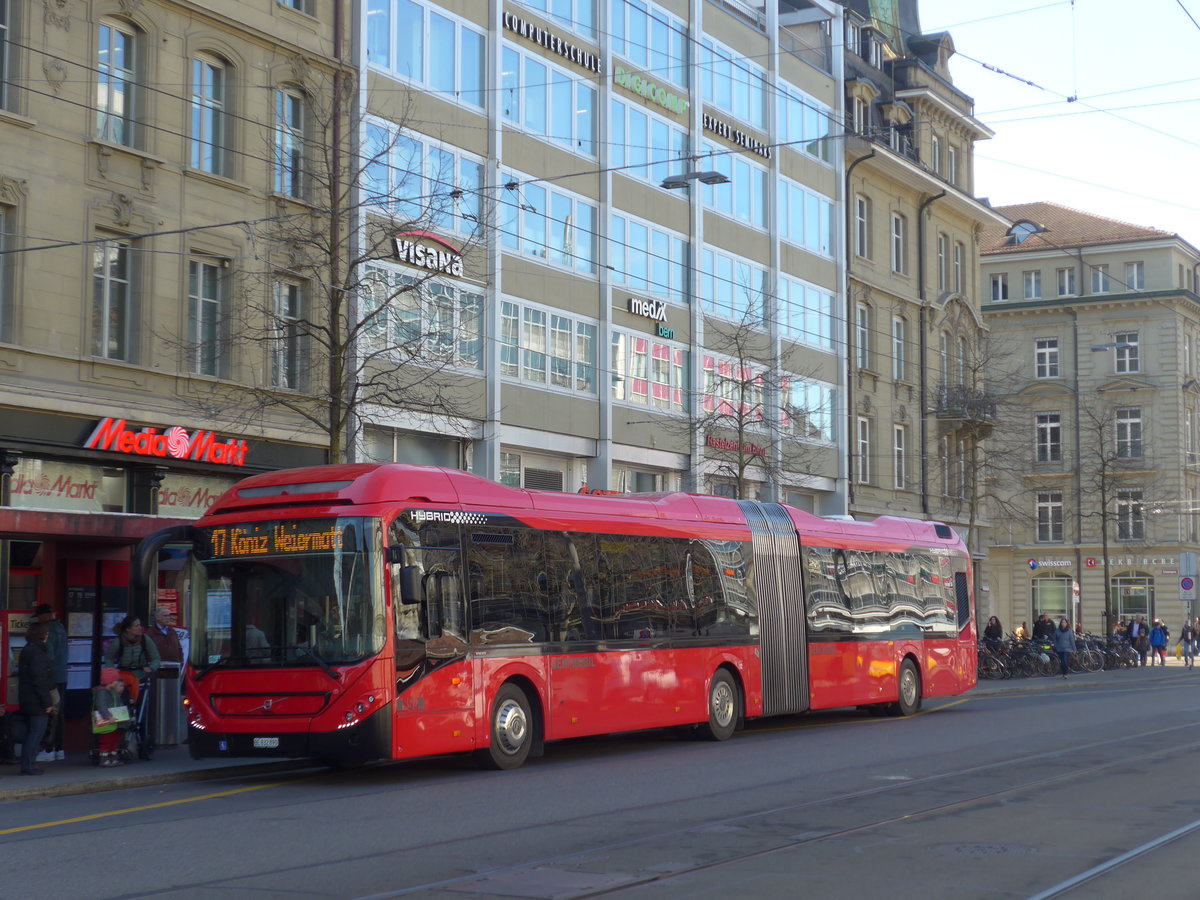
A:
[0, 744, 317, 803]
[3, 655, 1193, 803]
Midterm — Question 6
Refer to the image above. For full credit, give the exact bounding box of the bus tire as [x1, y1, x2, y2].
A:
[698, 669, 739, 741]
[475, 683, 533, 770]
[893, 659, 922, 716]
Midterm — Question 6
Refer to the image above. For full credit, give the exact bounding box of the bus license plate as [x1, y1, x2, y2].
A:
[253, 737, 280, 749]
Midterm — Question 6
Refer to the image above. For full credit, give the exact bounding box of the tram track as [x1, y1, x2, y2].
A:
[354, 712, 1200, 899]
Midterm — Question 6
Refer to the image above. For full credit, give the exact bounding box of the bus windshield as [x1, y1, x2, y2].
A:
[190, 517, 385, 671]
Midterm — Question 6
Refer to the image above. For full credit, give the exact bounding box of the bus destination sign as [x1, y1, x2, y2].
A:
[204, 521, 346, 559]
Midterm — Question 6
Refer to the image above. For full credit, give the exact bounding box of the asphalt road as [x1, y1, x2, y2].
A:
[3, 673, 1200, 899]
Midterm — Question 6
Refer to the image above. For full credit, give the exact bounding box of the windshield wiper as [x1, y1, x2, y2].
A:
[190, 658, 232, 682]
[280, 644, 341, 681]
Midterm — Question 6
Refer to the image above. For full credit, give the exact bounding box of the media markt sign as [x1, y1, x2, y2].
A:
[84, 418, 249, 467]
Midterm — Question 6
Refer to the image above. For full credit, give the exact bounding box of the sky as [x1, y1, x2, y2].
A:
[918, 0, 1200, 247]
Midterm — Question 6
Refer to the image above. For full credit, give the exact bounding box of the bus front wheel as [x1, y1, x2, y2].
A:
[698, 669, 739, 741]
[475, 683, 533, 770]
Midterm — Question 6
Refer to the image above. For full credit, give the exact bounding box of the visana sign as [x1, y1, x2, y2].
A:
[85, 418, 249, 467]
[392, 231, 464, 277]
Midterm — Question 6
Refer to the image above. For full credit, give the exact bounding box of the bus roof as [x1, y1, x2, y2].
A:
[204, 463, 963, 548]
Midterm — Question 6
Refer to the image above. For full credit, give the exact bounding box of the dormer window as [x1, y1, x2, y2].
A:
[869, 36, 884, 68]
[847, 21, 860, 56]
[1007, 221, 1043, 245]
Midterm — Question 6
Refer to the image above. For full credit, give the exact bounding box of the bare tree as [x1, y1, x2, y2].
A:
[641, 306, 833, 501]
[175, 68, 490, 463]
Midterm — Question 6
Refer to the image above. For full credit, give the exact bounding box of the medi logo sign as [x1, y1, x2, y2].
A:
[84, 418, 249, 467]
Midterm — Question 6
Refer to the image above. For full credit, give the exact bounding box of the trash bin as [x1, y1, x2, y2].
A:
[153, 664, 184, 746]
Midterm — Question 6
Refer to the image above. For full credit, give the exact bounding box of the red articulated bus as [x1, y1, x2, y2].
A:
[136, 463, 976, 769]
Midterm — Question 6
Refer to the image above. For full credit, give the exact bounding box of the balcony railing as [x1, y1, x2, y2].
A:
[934, 384, 998, 424]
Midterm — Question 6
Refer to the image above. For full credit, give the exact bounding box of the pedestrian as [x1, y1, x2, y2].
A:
[1149, 619, 1168, 666]
[1129, 616, 1149, 666]
[35, 603, 68, 763]
[1032, 614, 1055, 642]
[92, 668, 131, 767]
[1181, 619, 1197, 670]
[983, 616, 1004, 650]
[1014, 620, 1029, 640]
[17, 621, 56, 776]
[102, 615, 161, 760]
[1053, 617, 1076, 679]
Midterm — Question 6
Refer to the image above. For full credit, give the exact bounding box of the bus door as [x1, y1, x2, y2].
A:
[390, 517, 473, 758]
[740, 503, 809, 715]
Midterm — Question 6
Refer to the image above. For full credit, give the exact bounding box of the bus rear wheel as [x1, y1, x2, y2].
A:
[475, 683, 533, 770]
[697, 670, 739, 741]
[892, 659, 922, 716]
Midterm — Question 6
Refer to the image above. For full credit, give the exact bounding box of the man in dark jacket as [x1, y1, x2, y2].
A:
[18, 622, 55, 775]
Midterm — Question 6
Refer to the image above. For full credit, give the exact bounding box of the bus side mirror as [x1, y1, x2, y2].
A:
[399, 565, 423, 605]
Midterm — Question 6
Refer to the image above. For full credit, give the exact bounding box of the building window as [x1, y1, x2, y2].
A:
[504, 45, 596, 155]
[500, 173, 598, 273]
[613, 332, 686, 411]
[1023, 270, 1042, 299]
[929, 134, 941, 175]
[702, 143, 769, 230]
[190, 55, 227, 174]
[699, 36, 767, 131]
[857, 417, 871, 484]
[364, 264, 484, 371]
[937, 233, 947, 291]
[1115, 331, 1140, 373]
[1036, 491, 1064, 542]
[846, 20, 860, 56]
[1186, 334, 1193, 376]
[698, 248, 766, 324]
[1116, 488, 1145, 541]
[1115, 406, 1143, 459]
[609, 98, 687, 189]
[520, 0, 594, 38]
[0, 0, 13, 112]
[0, 206, 10, 342]
[188, 259, 226, 376]
[368, 0, 486, 109]
[890, 213, 906, 274]
[1035, 412, 1061, 463]
[939, 331, 950, 384]
[894, 425, 907, 489]
[1035, 337, 1060, 378]
[784, 378, 836, 443]
[855, 303, 871, 370]
[274, 88, 305, 197]
[501, 299, 596, 393]
[892, 316, 906, 381]
[272, 280, 303, 389]
[990, 273, 1008, 301]
[947, 145, 959, 186]
[610, 213, 686, 304]
[1125, 260, 1145, 290]
[779, 274, 835, 349]
[954, 241, 963, 292]
[851, 95, 867, 134]
[611, 0, 683, 84]
[854, 194, 871, 258]
[92, 239, 135, 361]
[1056, 267, 1076, 297]
[1091, 263, 1110, 294]
[500, 451, 522, 488]
[776, 178, 833, 253]
[97, 21, 137, 146]
[778, 84, 835, 164]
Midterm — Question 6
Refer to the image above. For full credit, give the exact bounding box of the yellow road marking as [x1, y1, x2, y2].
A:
[0, 779, 293, 837]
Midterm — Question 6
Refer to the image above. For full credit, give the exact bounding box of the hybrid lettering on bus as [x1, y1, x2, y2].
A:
[136, 464, 976, 769]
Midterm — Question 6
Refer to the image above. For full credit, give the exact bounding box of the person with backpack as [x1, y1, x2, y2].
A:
[1148, 619, 1169, 667]
[102, 615, 160, 759]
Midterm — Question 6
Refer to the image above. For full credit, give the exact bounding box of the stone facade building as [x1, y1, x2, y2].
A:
[981, 201, 1200, 632]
